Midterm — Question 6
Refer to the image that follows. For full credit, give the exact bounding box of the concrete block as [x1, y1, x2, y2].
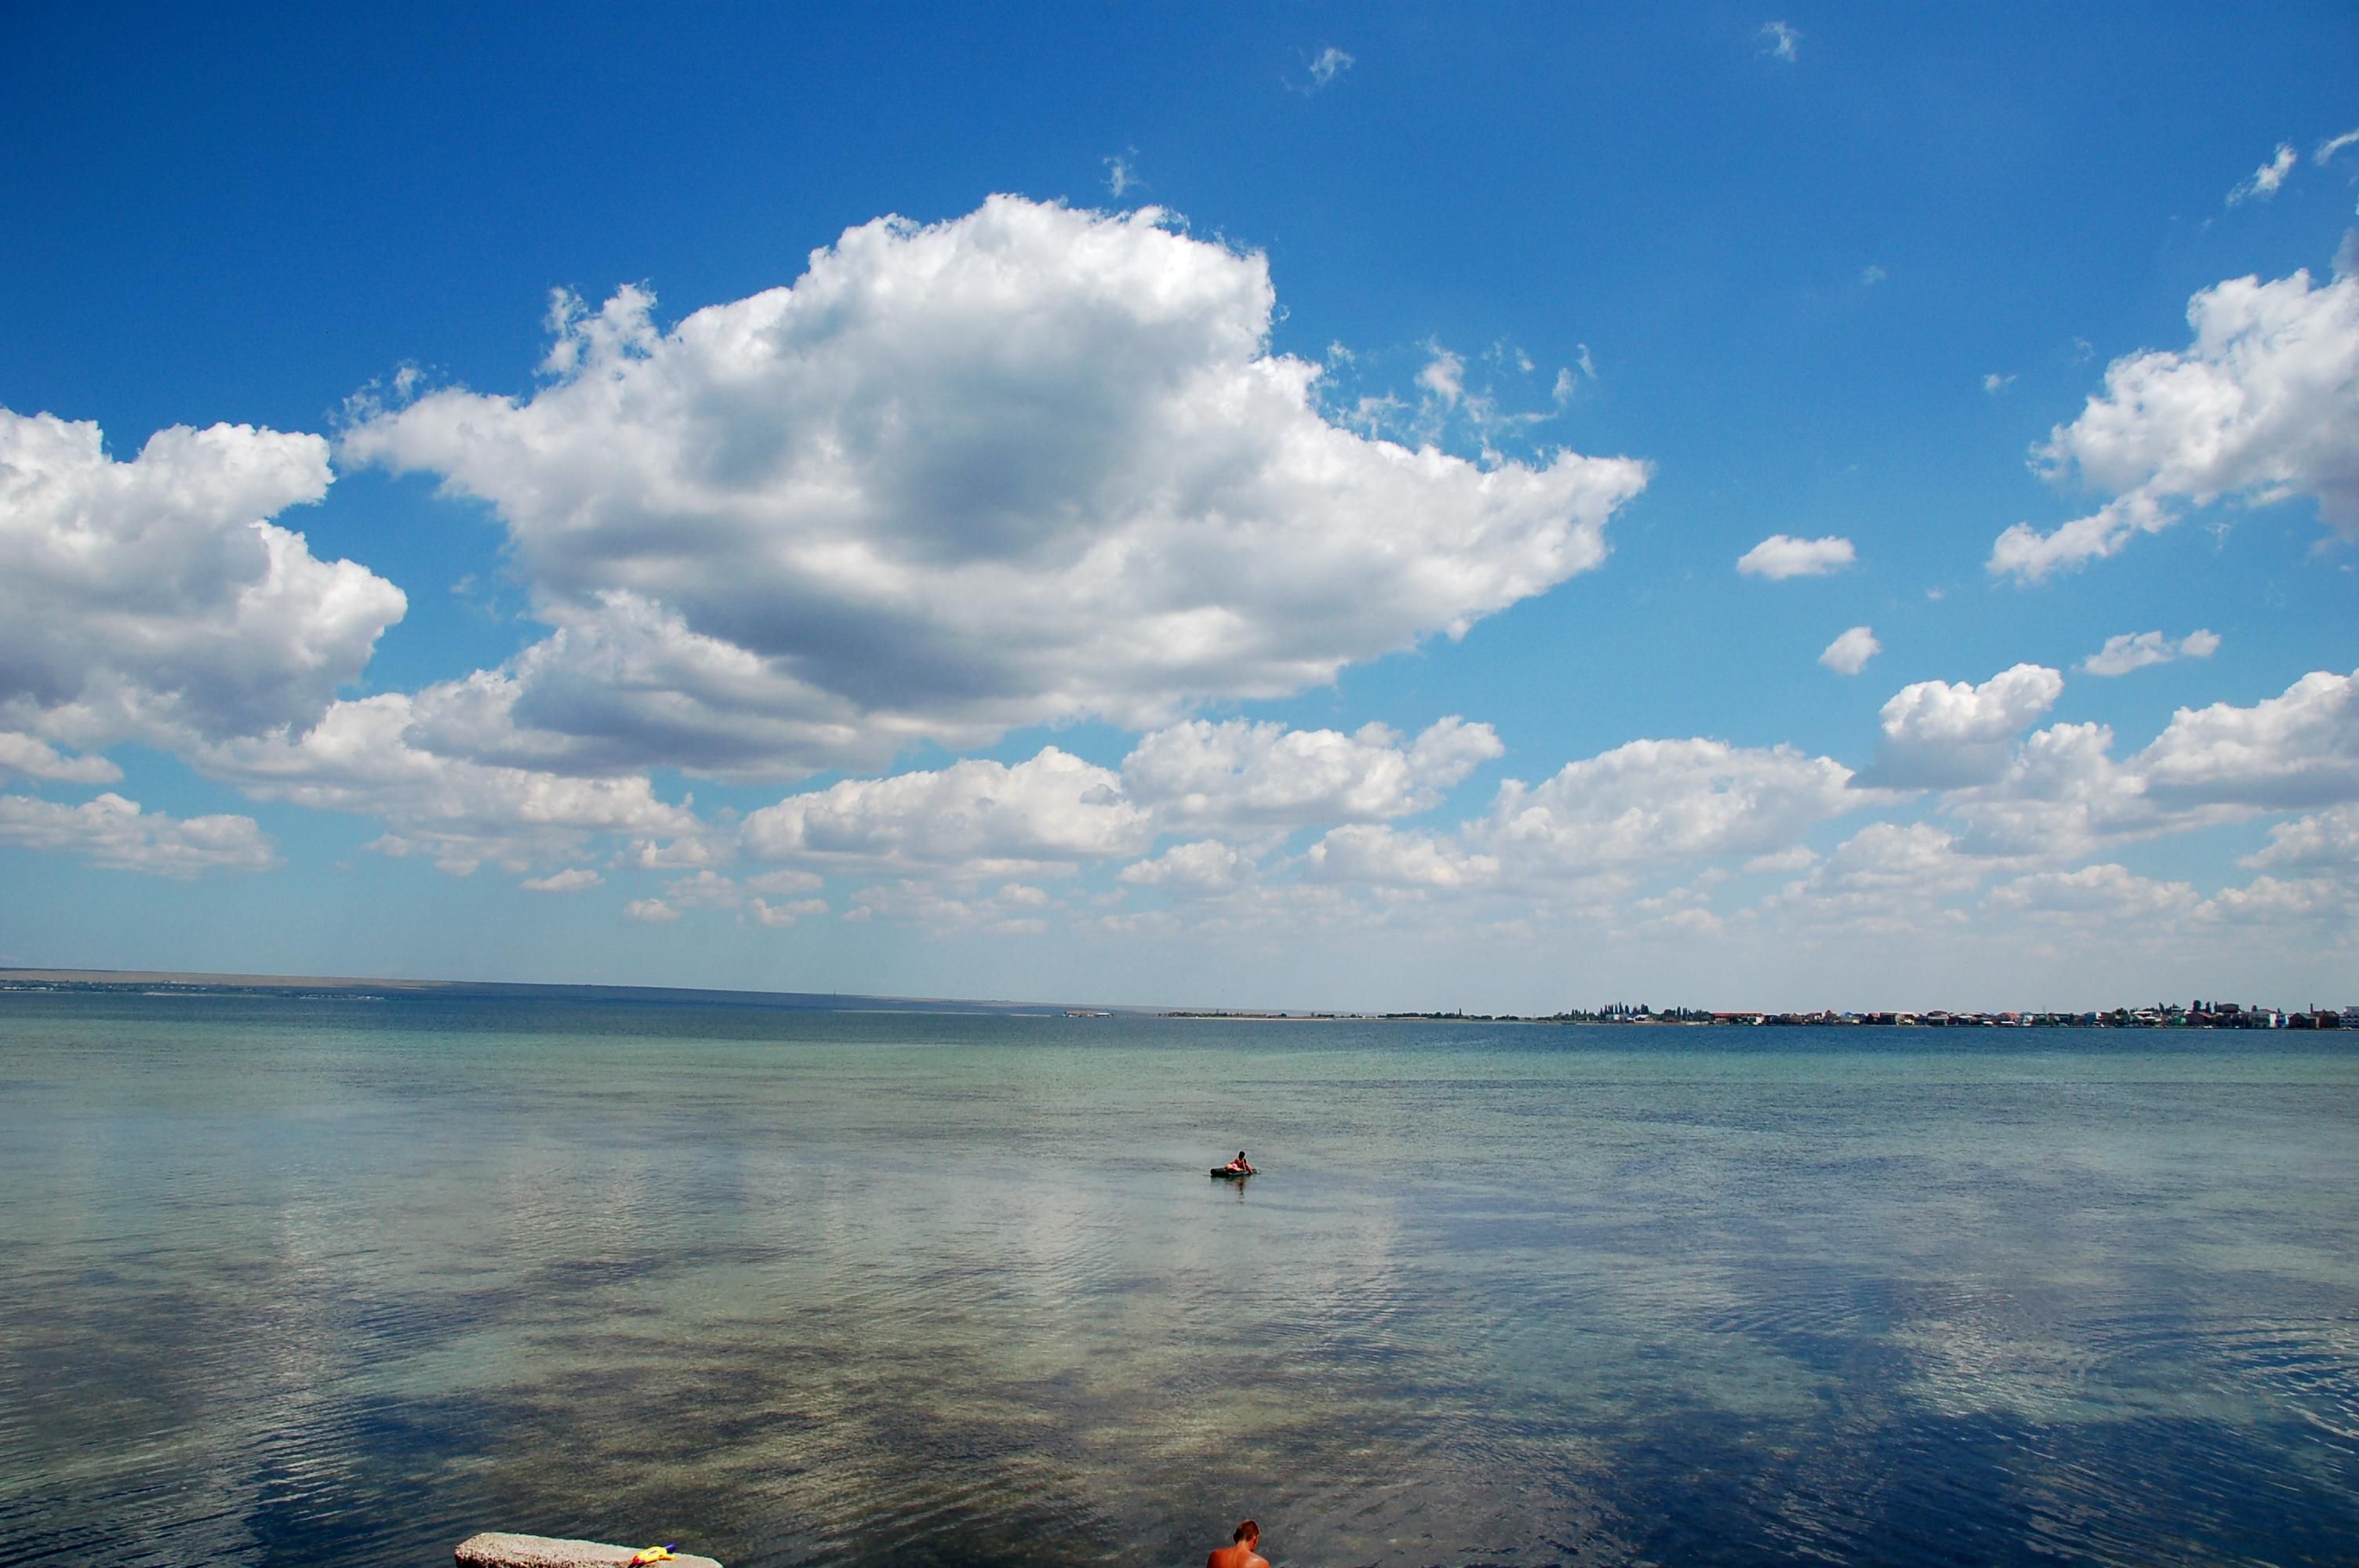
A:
[455, 1532, 723, 1568]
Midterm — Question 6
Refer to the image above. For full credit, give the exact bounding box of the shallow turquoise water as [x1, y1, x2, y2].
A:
[2, 993, 2355, 1566]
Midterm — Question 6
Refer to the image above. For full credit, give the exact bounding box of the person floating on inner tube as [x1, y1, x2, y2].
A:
[1222, 1150, 1255, 1174]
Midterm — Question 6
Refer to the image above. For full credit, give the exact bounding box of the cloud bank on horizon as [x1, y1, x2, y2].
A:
[3, 9, 2355, 1009]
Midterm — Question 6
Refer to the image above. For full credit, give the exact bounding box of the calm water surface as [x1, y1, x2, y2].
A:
[2, 994, 2354, 1566]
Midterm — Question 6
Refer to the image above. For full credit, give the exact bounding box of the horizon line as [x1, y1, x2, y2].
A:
[2, 967, 2349, 1025]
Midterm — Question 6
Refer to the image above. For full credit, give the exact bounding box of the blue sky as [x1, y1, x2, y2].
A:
[3, 2, 2355, 1011]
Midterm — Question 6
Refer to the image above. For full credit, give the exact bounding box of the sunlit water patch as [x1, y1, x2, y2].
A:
[2, 996, 2354, 1566]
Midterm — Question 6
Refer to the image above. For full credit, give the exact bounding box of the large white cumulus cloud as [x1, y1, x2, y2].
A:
[1990, 262, 2359, 579]
[0, 411, 406, 747]
[343, 196, 1649, 776]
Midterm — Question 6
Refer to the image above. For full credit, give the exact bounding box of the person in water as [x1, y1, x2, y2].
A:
[1223, 1150, 1255, 1174]
[1209, 1520, 1267, 1568]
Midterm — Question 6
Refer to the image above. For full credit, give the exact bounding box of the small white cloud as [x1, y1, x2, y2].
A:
[1761, 822, 1986, 936]
[1307, 45, 1354, 88]
[847, 878, 1056, 934]
[1474, 738, 1862, 876]
[2081, 632, 2170, 678]
[1743, 844, 1818, 875]
[522, 867, 602, 892]
[1760, 20, 1800, 60]
[1552, 346, 1599, 405]
[1819, 626, 1881, 675]
[2227, 142, 2298, 205]
[1982, 372, 2016, 394]
[624, 837, 725, 871]
[1346, 392, 1405, 434]
[2204, 872, 2355, 927]
[666, 869, 743, 909]
[1123, 716, 1500, 833]
[1864, 663, 2064, 788]
[1985, 863, 2202, 926]
[1738, 533, 1857, 579]
[1120, 839, 1252, 896]
[748, 896, 827, 927]
[1860, 264, 1888, 286]
[0, 792, 276, 877]
[0, 733, 122, 786]
[1103, 151, 1139, 198]
[1305, 823, 1499, 890]
[2317, 129, 2359, 165]
[1482, 340, 1535, 375]
[1416, 343, 1466, 406]
[2079, 629, 2223, 677]
[623, 897, 680, 923]
[741, 747, 1150, 877]
[2245, 802, 2359, 873]
[1990, 493, 2171, 583]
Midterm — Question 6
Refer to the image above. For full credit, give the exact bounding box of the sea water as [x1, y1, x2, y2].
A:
[1, 992, 2354, 1566]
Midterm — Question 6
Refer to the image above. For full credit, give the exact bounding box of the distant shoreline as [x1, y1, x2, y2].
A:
[2, 968, 2349, 1030]
[0, 967, 1097, 1017]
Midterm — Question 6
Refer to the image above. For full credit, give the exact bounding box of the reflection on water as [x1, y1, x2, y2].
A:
[2, 996, 2355, 1566]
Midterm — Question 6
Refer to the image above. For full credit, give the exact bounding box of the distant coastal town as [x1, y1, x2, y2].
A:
[1169, 1000, 2359, 1029]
